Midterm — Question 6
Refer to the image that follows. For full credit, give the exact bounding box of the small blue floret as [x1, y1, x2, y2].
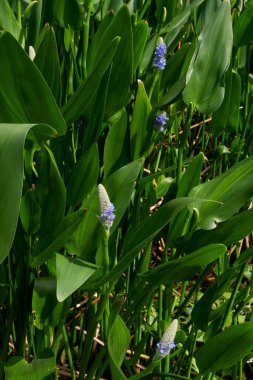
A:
[155, 112, 169, 132]
[153, 41, 167, 70]
[157, 340, 176, 356]
[100, 203, 116, 230]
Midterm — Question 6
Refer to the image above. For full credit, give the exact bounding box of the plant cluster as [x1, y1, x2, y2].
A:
[0, 0, 253, 379]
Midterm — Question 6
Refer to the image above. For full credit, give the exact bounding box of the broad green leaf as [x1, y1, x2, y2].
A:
[140, 244, 226, 286]
[68, 159, 143, 262]
[35, 145, 66, 234]
[34, 24, 62, 105]
[31, 210, 86, 267]
[90, 197, 212, 288]
[108, 315, 130, 367]
[66, 143, 99, 207]
[156, 177, 175, 198]
[0, 123, 58, 264]
[186, 209, 253, 253]
[212, 69, 241, 136]
[169, 152, 204, 242]
[233, 6, 253, 47]
[83, 67, 111, 152]
[130, 80, 152, 160]
[156, 76, 186, 107]
[139, 35, 156, 76]
[104, 109, 130, 178]
[196, 323, 253, 375]
[161, 0, 205, 34]
[62, 36, 120, 125]
[93, 5, 133, 119]
[191, 268, 237, 331]
[23, 0, 42, 47]
[56, 254, 98, 302]
[161, 43, 192, 89]
[86, 11, 113, 75]
[20, 190, 41, 235]
[110, 361, 127, 380]
[32, 277, 64, 329]
[156, 43, 195, 107]
[41, 0, 83, 30]
[178, 152, 204, 197]
[0, 32, 66, 133]
[132, 21, 149, 75]
[5, 351, 55, 380]
[0, 0, 20, 41]
[183, 0, 233, 113]
[189, 156, 253, 229]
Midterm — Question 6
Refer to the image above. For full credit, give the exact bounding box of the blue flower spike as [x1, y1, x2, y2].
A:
[155, 319, 178, 360]
[155, 111, 169, 132]
[153, 37, 167, 71]
[98, 184, 116, 231]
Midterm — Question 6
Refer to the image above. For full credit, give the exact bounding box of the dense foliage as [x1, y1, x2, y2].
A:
[0, 0, 253, 379]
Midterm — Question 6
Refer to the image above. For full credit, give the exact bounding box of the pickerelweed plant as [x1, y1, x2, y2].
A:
[0, 1, 253, 380]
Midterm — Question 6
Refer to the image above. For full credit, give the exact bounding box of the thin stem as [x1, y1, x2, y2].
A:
[62, 325, 76, 380]
[221, 264, 247, 329]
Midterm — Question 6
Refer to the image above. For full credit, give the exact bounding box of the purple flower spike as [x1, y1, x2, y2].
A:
[153, 38, 167, 70]
[155, 111, 169, 132]
[98, 184, 116, 230]
[155, 320, 178, 360]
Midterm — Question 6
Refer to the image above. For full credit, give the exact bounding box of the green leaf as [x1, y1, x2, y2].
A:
[68, 159, 143, 262]
[104, 109, 130, 178]
[186, 209, 253, 253]
[42, 0, 84, 30]
[56, 254, 98, 302]
[140, 244, 226, 286]
[20, 190, 41, 235]
[156, 43, 195, 107]
[32, 277, 64, 329]
[212, 69, 241, 136]
[91, 197, 212, 288]
[108, 315, 130, 367]
[34, 24, 62, 105]
[178, 152, 204, 197]
[0, 32, 66, 133]
[0, 0, 21, 41]
[189, 156, 253, 230]
[196, 323, 253, 375]
[62, 36, 120, 125]
[31, 210, 86, 267]
[93, 5, 133, 119]
[130, 80, 152, 160]
[86, 11, 113, 75]
[0, 123, 59, 264]
[191, 268, 237, 331]
[5, 350, 55, 380]
[35, 145, 66, 234]
[233, 6, 253, 47]
[161, 0, 205, 34]
[132, 20, 149, 75]
[83, 66, 111, 151]
[23, 1, 42, 48]
[66, 143, 99, 207]
[182, 0, 233, 113]
[139, 35, 156, 76]
[168, 152, 204, 242]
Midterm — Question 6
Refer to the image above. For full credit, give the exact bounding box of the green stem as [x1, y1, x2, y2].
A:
[62, 325, 76, 380]
[85, 345, 107, 380]
[78, 281, 116, 378]
[83, 1, 92, 79]
[139, 0, 152, 20]
[221, 264, 247, 329]
[17, 0, 22, 26]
